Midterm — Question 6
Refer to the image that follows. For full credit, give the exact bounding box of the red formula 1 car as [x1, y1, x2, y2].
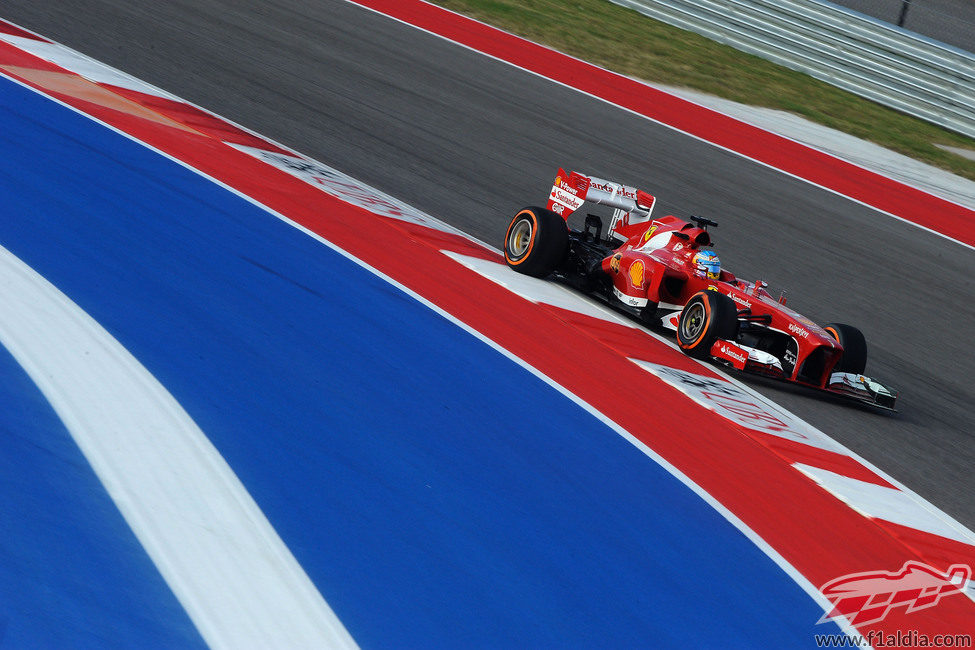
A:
[503, 168, 897, 410]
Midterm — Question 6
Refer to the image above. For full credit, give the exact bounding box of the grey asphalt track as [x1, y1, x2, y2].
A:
[5, 0, 975, 531]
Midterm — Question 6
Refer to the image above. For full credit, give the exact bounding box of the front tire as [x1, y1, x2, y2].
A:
[677, 291, 739, 359]
[824, 322, 867, 374]
[503, 206, 569, 278]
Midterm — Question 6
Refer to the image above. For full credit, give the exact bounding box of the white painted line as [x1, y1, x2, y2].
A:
[226, 144, 471, 237]
[795, 464, 975, 546]
[441, 250, 639, 327]
[633, 360, 849, 453]
[0, 33, 179, 98]
[0, 244, 357, 650]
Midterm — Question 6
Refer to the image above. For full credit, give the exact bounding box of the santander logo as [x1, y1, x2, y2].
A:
[720, 344, 747, 364]
[549, 185, 584, 211]
[589, 181, 636, 199]
[730, 294, 752, 309]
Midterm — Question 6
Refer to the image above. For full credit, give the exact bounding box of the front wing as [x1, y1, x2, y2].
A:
[707, 339, 898, 411]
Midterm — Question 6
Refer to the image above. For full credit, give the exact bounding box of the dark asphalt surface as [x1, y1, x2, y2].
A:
[832, 0, 975, 52]
[4, 0, 974, 532]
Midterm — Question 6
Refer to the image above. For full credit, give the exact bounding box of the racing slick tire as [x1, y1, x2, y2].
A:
[823, 322, 867, 375]
[676, 291, 739, 360]
[504, 206, 569, 278]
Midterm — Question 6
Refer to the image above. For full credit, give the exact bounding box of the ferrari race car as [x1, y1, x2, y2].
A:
[503, 169, 897, 410]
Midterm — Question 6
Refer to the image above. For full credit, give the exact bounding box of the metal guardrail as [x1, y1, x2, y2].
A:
[609, 0, 975, 139]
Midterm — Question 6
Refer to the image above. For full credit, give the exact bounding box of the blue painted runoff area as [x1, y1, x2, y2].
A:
[0, 75, 844, 647]
[0, 345, 204, 648]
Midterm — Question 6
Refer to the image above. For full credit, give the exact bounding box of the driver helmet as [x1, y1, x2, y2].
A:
[693, 249, 721, 279]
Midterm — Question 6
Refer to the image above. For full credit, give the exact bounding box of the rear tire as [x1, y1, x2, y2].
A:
[503, 206, 569, 278]
[677, 291, 739, 359]
[823, 322, 867, 375]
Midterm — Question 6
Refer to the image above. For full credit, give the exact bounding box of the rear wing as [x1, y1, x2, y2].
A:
[546, 168, 655, 239]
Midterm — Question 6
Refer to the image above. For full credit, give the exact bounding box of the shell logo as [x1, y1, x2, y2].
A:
[628, 259, 645, 288]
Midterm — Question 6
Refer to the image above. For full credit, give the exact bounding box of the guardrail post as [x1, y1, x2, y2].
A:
[897, 0, 912, 28]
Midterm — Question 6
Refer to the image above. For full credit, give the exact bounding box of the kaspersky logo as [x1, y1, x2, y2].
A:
[818, 561, 971, 626]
